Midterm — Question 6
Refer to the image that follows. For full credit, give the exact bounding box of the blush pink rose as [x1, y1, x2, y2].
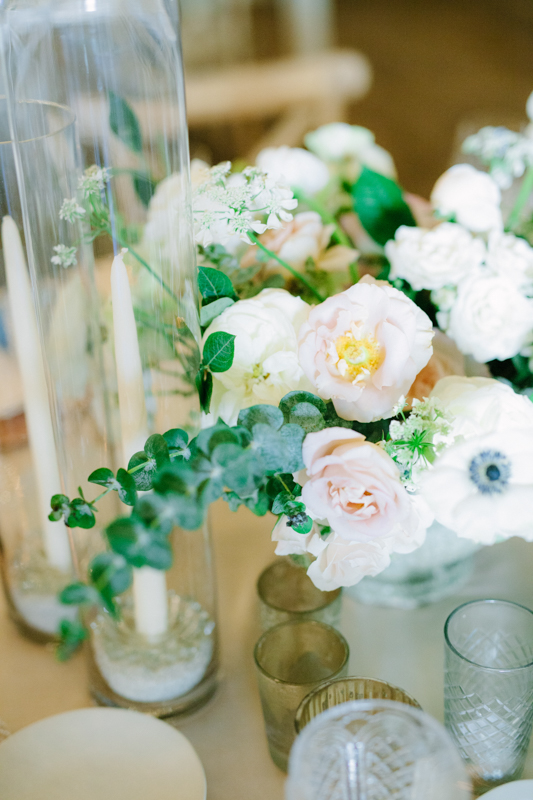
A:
[300, 428, 418, 541]
[298, 276, 433, 422]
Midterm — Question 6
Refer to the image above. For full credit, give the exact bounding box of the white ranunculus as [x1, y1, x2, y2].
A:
[445, 269, 533, 362]
[202, 289, 311, 425]
[486, 231, 533, 289]
[305, 123, 396, 177]
[255, 146, 330, 196]
[430, 376, 533, 440]
[431, 164, 502, 233]
[420, 428, 533, 544]
[385, 222, 485, 291]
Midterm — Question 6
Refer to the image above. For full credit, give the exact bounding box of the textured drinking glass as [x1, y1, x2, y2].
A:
[295, 676, 421, 733]
[287, 699, 472, 800]
[254, 619, 349, 772]
[444, 599, 533, 795]
[257, 559, 342, 632]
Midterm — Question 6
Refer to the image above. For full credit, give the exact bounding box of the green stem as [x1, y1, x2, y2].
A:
[248, 233, 325, 302]
[293, 189, 354, 248]
[506, 165, 533, 231]
[103, 225, 178, 302]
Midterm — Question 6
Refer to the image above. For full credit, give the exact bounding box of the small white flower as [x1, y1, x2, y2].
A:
[445, 268, 533, 362]
[385, 222, 485, 291]
[51, 244, 78, 268]
[431, 164, 502, 233]
[463, 126, 533, 189]
[78, 165, 111, 198]
[59, 198, 86, 223]
[255, 146, 330, 195]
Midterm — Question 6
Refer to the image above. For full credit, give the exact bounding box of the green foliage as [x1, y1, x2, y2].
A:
[108, 91, 143, 154]
[198, 266, 237, 304]
[202, 331, 236, 373]
[352, 167, 416, 246]
[195, 368, 213, 414]
[56, 618, 88, 662]
[133, 174, 156, 207]
[200, 297, 235, 328]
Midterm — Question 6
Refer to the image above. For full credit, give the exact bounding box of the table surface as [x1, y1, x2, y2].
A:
[0, 500, 532, 800]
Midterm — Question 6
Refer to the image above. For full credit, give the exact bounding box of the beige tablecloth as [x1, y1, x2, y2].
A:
[0, 501, 532, 799]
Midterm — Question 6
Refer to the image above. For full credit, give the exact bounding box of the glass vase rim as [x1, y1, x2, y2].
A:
[444, 598, 533, 672]
[253, 618, 349, 687]
[294, 675, 422, 733]
[0, 98, 75, 145]
[256, 559, 342, 614]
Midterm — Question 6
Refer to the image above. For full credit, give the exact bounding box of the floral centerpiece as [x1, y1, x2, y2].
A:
[50, 95, 533, 652]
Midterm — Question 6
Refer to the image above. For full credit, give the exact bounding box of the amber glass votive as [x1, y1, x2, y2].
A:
[257, 559, 342, 632]
[254, 619, 349, 772]
[295, 676, 421, 733]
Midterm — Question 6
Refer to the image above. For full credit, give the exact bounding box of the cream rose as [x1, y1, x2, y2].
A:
[299, 428, 420, 540]
[445, 269, 533, 362]
[305, 123, 396, 178]
[431, 164, 502, 233]
[385, 223, 485, 291]
[306, 535, 391, 591]
[486, 231, 533, 289]
[255, 146, 330, 196]
[298, 277, 433, 422]
[203, 288, 311, 425]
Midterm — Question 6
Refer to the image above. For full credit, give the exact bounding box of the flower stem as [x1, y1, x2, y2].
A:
[248, 233, 325, 302]
[104, 225, 178, 302]
[506, 165, 533, 232]
[293, 189, 354, 248]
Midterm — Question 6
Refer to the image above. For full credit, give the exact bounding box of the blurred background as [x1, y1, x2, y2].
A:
[181, 0, 533, 197]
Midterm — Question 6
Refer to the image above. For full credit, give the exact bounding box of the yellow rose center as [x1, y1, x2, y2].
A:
[335, 334, 382, 380]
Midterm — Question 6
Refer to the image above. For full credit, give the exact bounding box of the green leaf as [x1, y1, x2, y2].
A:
[279, 391, 327, 420]
[195, 367, 213, 414]
[352, 167, 416, 246]
[105, 516, 173, 570]
[116, 468, 138, 506]
[90, 552, 132, 611]
[288, 401, 326, 433]
[109, 90, 143, 154]
[200, 297, 235, 327]
[222, 448, 265, 498]
[271, 492, 306, 516]
[324, 401, 354, 429]
[88, 468, 115, 488]
[163, 428, 190, 458]
[280, 424, 306, 472]
[56, 618, 87, 662]
[266, 474, 301, 499]
[195, 422, 240, 456]
[238, 405, 284, 431]
[127, 451, 157, 491]
[251, 424, 286, 474]
[289, 513, 314, 534]
[244, 488, 270, 516]
[59, 582, 100, 607]
[198, 266, 237, 303]
[133, 174, 156, 207]
[202, 331, 236, 373]
[144, 434, 170, 468]
[49, 493, 71, 522]
[66, 498, 96, 529]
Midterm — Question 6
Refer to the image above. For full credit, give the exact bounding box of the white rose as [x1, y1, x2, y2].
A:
[253, 211, 334, 271]
[272, 517, 326, 558]
[486, 231, 533, 289]
[385, 223, 485, 291]
[202, 289, 311, 425]
[430, 376, 533, 440]
[306, 534, 391, 591]
[420, 428, 533, 544]
[305, 123, 396, 178]
[255, 146, 330, 196]
[445, 269, 533, 362]
[431, 164, 502, 233]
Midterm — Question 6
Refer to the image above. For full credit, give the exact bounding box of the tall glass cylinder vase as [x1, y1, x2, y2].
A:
[1, 0, 218, 715]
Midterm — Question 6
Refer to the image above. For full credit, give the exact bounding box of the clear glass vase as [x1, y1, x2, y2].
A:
[347, 521, 481, 609]
[1, 0, 218, 715]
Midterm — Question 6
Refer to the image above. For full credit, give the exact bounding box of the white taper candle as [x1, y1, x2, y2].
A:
[110, 249, 168, 639]
[2, 216, 72, 573]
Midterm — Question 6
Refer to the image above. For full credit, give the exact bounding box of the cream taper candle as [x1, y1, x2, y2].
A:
[2, 216, 72, 573]
[110, 249, 168, 638]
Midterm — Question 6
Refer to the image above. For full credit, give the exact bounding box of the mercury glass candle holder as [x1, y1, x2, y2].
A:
[294, 676, 421, 734]
[257, 558, 342, 632]
[254, 619, 349, 772]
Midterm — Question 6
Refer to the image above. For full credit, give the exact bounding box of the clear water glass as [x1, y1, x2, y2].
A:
[444, 599, 533, 795]
[287, 699, 471, 800]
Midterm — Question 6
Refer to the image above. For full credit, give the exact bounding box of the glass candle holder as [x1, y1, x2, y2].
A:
[294, 676, 421, 734]
[254, 619, 349, 772]
[287, 699, 472, 800]
[257, 558, 342, 632]
[444, 599, 533, 795]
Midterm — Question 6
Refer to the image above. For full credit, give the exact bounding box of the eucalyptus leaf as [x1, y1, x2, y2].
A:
[280, 424, 306, 472]
[352, 167, 416, 246]
[279, 391, 327, 419]
[88, 468, 116, 488]
[66, 498, 96, 529]
[59, 582, 100, 607]
[196, 424, 241, 456]
[56, 618, 87, 662]
[200, 297, 234, 327]
[288, 401, 326, 433]
[127, 451, 157, 491]
[133, 173, 156, 207]
[266, 474, 301, 499]
[144, 434, 170, 468]
[251, 424, 286, 474]
[109, 90, 143, 154]
[116, 468, 138, 506]
[90, 552, 132, 602]
[202, 331, 236, 373]
[163, 428, 189, 454]
[238, 404, 284, 431]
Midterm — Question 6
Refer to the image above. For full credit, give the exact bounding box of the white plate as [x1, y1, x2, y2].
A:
[483, 780, 533, 799]
[0, 707, 206, 800]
